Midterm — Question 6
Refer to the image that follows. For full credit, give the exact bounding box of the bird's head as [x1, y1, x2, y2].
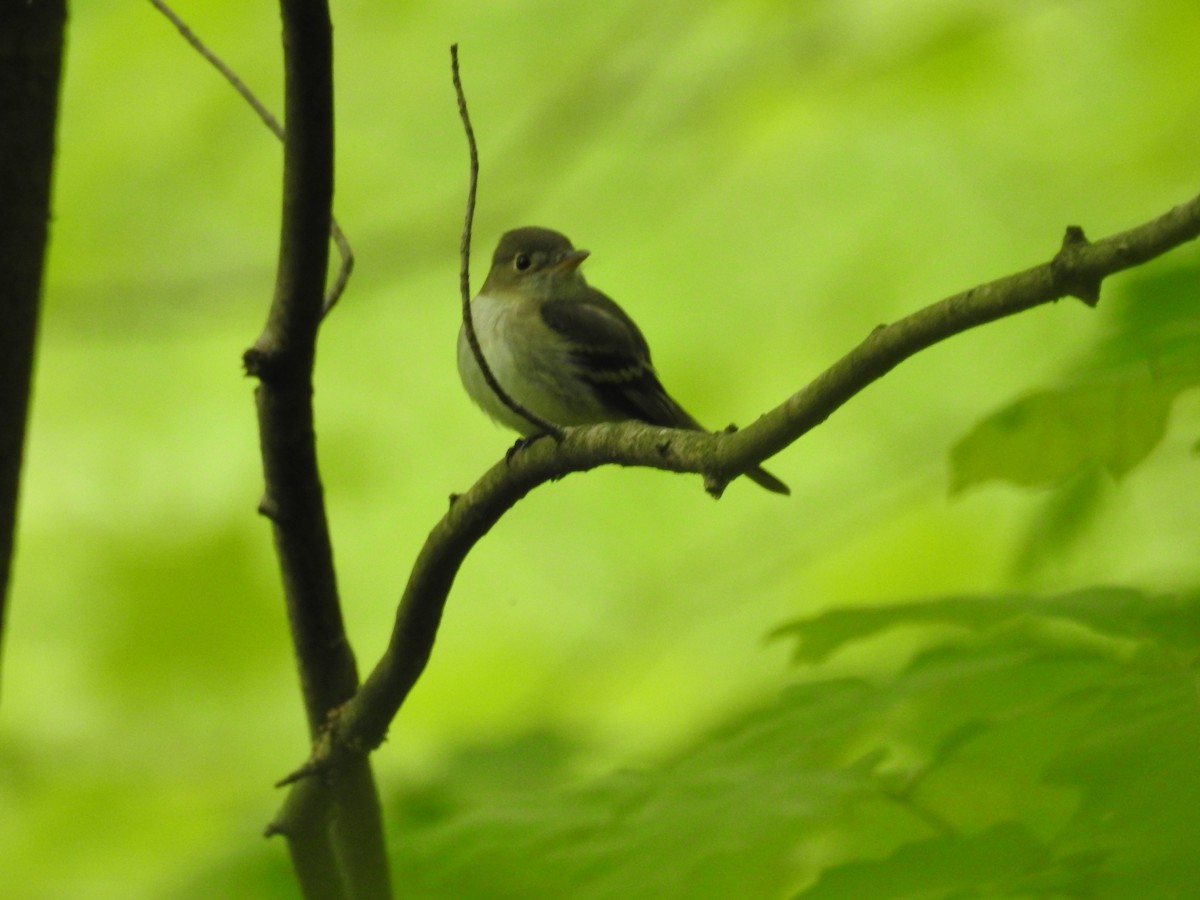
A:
[482, 226, 590, 300]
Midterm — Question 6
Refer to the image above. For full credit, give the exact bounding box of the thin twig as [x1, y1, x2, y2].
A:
[325, 219, 354, 314]
[147, 0, 353, 315]
[450, 44, 563, 439]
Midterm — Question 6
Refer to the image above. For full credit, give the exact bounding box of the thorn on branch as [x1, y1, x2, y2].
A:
[1052, 225, 1102, 307]
[275, 758, 324, 789]
[263, 819, 285, 838]
[242, 346, 267, 378]
[258, 494, 280, 521]
[1062, 225, 1089, 248]
[242, 344, 286, 381]
[704, 475, 728, 499]
[275, 723, 337, 789]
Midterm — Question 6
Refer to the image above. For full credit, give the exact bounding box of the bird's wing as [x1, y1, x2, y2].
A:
[542, 289, 790, 495]
[540, 290, 701, 428]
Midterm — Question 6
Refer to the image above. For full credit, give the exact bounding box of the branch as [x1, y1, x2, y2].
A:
[0, 0, 67, 703]
[451, 45, 564, 438]
[242, 0, 349, 751]
[240, 0, 390, 896]
[724, 204, 1200, 483]
[281, 191, 1200, 778]
[148, 0, 353, 315]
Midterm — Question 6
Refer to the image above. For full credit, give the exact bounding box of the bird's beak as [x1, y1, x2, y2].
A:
[553, 249, 590, 272]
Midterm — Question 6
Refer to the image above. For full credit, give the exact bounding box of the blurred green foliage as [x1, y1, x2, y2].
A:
[952, 263, 1200, 491]
[3, 0, 1199, 897]
[365, 588, 1199, 899]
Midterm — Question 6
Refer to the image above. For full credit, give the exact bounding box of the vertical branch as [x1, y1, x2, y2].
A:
[0, 0, 67, 699]
[450, 45, 478, 336]
[451, 45, 561, 438]
[242, 0, 390, 896]
[245, 0, 346, 738]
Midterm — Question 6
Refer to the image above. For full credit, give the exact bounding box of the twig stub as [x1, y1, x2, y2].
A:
[1052, 224, 1102, 306]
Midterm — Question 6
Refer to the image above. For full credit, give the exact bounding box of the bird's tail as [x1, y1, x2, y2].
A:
[637, 379, 789, 496]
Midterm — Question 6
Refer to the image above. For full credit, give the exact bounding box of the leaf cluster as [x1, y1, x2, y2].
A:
[333, 588, 1200, 899]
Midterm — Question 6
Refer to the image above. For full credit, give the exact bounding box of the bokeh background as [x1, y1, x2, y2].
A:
[4, 0, 1199, 896]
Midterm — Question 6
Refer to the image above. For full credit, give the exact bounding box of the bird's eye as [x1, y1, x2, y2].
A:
[514, 253, 532, 272]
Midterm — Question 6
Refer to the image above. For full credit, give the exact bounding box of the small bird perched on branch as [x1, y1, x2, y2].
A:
[457, 226, 789, 495]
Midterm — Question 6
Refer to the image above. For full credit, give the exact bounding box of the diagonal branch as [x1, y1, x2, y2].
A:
[279, 191, 1200, 781]
[148, 0, 353, 315]
[719, 200, 1200, 487]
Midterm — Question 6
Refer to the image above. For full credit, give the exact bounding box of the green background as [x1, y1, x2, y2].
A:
[4, 0, 1199, 896]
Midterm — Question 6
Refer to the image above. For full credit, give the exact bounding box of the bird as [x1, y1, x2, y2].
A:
[457, 226, 789, 495]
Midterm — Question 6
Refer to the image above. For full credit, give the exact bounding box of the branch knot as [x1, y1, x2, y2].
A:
[1051, 225, 1102, 307]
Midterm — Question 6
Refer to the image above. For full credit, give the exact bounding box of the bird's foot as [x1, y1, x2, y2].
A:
[506, 431, 554, 463]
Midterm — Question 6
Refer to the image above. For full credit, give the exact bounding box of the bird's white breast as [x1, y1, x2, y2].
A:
[457, 291, 608, 435]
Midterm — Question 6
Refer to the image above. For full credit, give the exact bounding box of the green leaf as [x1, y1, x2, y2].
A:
[770, 587, 1200, 664]
[949, 261, 1200, 492]
[773, 589, 1200, 898]
[358, 590, 1200, 899]
[950, 373, 1172, 491]
[386, 681, 904, 900]
[796, 823, 1069, 900]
